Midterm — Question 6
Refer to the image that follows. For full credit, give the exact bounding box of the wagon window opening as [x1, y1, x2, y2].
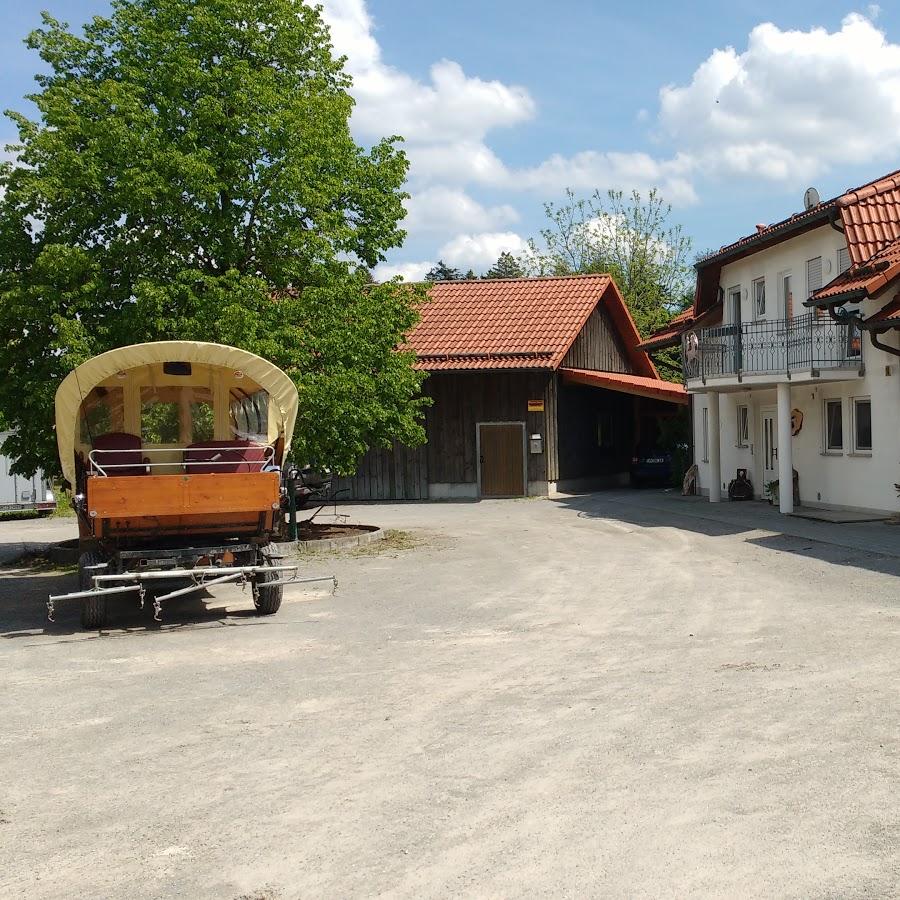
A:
[191, 399, 215, 443]
[230, 388, 269, 442]
[141, 389, 181, 444]
[79, 386, 125, 444]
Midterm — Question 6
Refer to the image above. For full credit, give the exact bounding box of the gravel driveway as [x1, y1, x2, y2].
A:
[1, 493, 899, 898]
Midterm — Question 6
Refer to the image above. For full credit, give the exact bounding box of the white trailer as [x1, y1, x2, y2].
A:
[0, 431, 55, 514]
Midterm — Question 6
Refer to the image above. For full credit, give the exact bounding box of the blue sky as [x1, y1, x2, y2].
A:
[3, 1, 900, 278]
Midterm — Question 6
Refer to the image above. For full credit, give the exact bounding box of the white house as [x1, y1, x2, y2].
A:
[643, 169, 900, 516]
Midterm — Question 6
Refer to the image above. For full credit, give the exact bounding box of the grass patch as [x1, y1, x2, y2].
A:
[348, 528, 425, 557]
[0, 509, 39, 521]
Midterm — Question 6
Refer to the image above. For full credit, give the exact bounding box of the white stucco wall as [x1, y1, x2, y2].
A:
[718, 225, 849, 326]
[693, 334, 900, 514]
[691, 223, 900, 514]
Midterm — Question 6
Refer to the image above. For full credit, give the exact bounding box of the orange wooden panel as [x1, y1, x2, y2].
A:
[99, 511, 273, 539]
[87, 472, 279, 519]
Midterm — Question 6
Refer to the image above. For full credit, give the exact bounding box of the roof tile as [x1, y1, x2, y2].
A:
[406, 274, 655, 376]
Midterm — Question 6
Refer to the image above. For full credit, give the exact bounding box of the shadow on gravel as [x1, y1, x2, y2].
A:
[0, 568, 265, 640]
[555, 491, 900, 580]
[746, 533, 900, 579]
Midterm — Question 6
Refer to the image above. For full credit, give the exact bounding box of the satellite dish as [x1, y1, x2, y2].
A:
[804, 187, 820, 210]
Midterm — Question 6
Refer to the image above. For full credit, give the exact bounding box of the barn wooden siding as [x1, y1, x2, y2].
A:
[561, 305, 633, 373]
[336, 371, 558, 499]
[425, 371, 557, 486]
[335, 440, 429, 500]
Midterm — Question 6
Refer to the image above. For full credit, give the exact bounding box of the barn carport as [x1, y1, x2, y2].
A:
[554, 368, 689, 491]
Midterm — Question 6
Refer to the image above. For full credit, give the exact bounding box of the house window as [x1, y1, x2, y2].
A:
[807, 256, 824, 317]
[729, 287, 742, 326]
[824, 399, 843, 452]
[753, 278, 766, 318]
[737, 405, 750, 447]
[702, 407, 709, 463]
[837, 246, 851, 274]
[781, 272, 793, 320]
[852, 397, 872, 452]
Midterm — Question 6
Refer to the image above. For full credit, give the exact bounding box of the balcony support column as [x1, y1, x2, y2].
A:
[707, 392, 721, 503]
[776, 382, 794, 514]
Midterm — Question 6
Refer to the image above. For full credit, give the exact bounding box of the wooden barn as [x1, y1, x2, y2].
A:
[339, 274, 687, 500]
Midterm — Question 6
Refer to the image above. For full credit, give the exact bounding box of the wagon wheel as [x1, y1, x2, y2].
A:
[253, 543, 283, 615]
[78, 550, 108, 630]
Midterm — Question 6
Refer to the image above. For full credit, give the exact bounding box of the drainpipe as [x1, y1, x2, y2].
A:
[776, 383, 794, 514]
[828, 303, 900, 359]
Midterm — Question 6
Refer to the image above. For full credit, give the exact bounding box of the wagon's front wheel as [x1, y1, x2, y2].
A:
[253, 543, 283, 615]
[78, 550, 108, 629]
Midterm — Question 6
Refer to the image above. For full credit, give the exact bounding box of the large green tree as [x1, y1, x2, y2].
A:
[0, 0, 428, 480]
[525, 188, 693, 381]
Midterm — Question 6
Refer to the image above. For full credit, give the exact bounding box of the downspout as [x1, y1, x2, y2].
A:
[829, 303, 900, 359]
[868, 328, 900, 358]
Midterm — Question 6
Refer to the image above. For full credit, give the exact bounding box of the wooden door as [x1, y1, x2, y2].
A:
[478, 423, 525, 498]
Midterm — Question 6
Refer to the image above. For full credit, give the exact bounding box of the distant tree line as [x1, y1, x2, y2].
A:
[424, 251, 525, 282]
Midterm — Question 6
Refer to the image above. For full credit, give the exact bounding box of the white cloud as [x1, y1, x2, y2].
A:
[403, 187, 519, 234]
[320, 0, 534, 144]
[317, 0, 699, 209]
[373, 260, 433, 282]
[659, 12, 900, 181]
[438, 231, 528, 270]
[513, 151, 698, 204]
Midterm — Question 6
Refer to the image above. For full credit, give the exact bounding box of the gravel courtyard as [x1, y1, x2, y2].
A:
[1, 492, 899, 898]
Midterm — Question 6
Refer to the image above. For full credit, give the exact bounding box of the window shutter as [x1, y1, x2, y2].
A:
[807, 257, 823, 296]
[837, 246, 851, 274]
[807, 256, 824, 317]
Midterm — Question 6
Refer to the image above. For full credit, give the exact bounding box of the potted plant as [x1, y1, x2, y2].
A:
[765, 479, 779, 505]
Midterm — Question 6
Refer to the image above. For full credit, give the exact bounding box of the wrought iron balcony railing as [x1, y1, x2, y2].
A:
[681, 313, 862, 382]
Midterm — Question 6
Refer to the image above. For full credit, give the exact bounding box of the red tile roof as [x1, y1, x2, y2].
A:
[811, 239, 900, 303]
[837, 171, 900, 264]
[407, 274, 657, 377]
[637, 306, 723, 352]
[560, 368, 688, 405]
[637, 308, 695, 351]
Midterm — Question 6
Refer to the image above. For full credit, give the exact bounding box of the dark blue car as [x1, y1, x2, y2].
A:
[630, 445, 673, 487]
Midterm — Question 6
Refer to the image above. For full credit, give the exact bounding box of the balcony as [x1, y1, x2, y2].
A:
[682, 313, 862, 386]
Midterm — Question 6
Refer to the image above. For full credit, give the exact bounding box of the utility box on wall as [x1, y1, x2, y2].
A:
[529, 433, 543, 454]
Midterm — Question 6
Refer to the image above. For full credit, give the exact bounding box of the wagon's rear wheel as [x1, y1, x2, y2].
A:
[78, 550, 108, 629]
[253, 543, 283, 615]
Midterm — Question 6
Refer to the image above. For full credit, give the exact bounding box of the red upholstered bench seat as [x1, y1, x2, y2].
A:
[183, 440, 268, 474]
[91, 432, 147, 476]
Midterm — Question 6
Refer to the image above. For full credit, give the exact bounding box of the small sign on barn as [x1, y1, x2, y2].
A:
[527, 399, 545, 412]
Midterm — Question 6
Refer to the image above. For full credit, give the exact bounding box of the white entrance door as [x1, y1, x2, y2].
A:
[761, 406, 778, 497]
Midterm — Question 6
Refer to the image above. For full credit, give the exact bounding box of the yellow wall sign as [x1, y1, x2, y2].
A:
[527, 399, 545, 412]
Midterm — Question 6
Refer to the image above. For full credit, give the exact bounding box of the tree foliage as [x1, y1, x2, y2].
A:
[0, 0, 428, 479]
[525, 188, 693, 381]
[484, 251, 524, 280]
[424, 260, 463, 282]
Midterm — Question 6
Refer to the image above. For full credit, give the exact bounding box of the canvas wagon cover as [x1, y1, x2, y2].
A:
[55, 341, 299, 486]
